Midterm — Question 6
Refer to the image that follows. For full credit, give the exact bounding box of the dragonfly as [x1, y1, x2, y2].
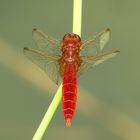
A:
[24, 28, 120, 127]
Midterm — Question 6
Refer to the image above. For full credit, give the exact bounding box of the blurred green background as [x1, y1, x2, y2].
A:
[0, 0, 140, 140]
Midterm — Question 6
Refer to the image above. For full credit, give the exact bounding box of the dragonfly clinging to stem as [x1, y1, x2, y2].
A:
[24, 28, 120, 127]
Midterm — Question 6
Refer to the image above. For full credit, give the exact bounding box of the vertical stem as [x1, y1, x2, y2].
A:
[73, 0, 82, 36]
[32, 0, 82, 139]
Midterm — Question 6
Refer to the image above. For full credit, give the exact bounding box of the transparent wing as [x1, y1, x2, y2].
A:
[23, 47, 61, 85]
[32, 28, 61, 55]
[80, 28, 111, 56]
[78, 50, 120, 77]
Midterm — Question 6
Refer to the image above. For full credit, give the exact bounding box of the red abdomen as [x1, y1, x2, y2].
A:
[62, 64, 77, 127]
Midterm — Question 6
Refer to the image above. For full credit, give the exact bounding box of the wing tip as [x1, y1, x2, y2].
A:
[106, 28, 111, 32]
[23, 47, 29, 55]
[115, 50, 120, 53]
[32, 28, 37, 32]
[32, 28, 39, 35]
[23, 47, 29, 51]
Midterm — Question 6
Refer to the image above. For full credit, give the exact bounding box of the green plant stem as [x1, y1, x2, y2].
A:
[32, 84, 62, 140]
[32, 0, 82, 139]
[73, 0, 82, 36]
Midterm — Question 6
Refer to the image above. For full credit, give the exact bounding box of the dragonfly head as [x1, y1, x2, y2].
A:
[62, 33, 81, 47]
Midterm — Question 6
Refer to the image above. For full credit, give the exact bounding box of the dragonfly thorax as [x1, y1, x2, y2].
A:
[61, 45, 79, 63]
[61, 33, 81, 63]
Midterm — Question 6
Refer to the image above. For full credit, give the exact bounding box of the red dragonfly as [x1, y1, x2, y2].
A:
[24, 28, 119, 127]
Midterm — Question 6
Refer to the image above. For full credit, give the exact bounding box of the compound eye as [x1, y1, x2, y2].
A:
[63, 34, 67, 41]
[75, 35, 81, 41]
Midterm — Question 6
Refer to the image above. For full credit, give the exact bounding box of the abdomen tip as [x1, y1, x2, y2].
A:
[66, 118, 71, 128]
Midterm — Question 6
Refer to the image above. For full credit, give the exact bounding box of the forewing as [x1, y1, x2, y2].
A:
[78, 50, 120, 77]
[80, 28, 110, 56]
[32, 28, 61, 55]
[23, 47, 61, 84]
